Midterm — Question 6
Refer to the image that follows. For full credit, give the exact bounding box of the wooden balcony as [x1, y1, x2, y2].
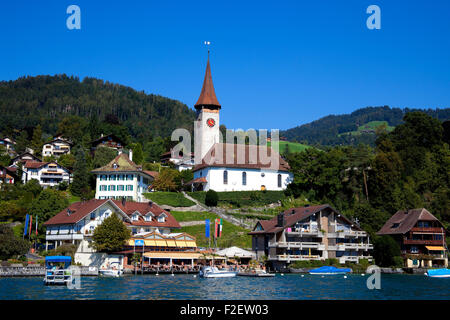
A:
[410, 227, 444, 233]
[403, 239, 444, 245]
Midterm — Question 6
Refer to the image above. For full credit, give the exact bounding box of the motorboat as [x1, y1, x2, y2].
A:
[309, 266, 352, 275]
[99, 262, 123, 277]
[237, 269, 275, 277]
[426, 268, 450, 278]
[199, 266, 237, 278]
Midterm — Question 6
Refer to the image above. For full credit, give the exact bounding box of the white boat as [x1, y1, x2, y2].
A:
[99, 262, 123, 277]
[199, 266, 237, 278]
[237, 269, 275, 277]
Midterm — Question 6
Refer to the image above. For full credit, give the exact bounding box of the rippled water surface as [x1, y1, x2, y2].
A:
[1, 274, 449, 300]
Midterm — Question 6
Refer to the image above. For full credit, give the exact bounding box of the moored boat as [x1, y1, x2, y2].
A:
[99, 262, 123, 277]
[199, 266, 237, 278]
[237, 269, 275, 277]
[309, 266, 352, 275]
[43, 256, 73, 285]
[426, 268, 450, 278]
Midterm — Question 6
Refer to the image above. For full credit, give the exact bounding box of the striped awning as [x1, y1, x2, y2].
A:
[426, 246, 445, 251]
[144, 240, 156, 246]
[165, 240, 177, 247]
[154, 240, 167, 247]
[185, 241, 197, 248]
[143, 252, 202, 260]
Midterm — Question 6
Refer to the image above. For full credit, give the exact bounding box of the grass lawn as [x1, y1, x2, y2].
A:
[268, 140, 310, 154]
[171, 211, 252, 249]
[143, 192, 195, 207]
[338, 121, 395, 137]
[188, 190, 285, 208]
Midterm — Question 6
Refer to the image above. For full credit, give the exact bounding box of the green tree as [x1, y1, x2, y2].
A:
[0, 225, 30, 260]
[152, 168, 177, 191]
[93, 146, 117, 168]
[57, 153, 76, 171]
[205, 190, 219, 207]
[70, 145, 92, 199]
[131, 143, 144, 165]
[91, 214, 131, 253]
[15, 131, 29, 154]
[0, 145, 10, 166]
[372, 235, 402, 267]
[31, 125, 43, 156]
[30, 188, 69, 242]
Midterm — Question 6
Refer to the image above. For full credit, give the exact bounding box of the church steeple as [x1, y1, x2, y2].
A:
[194, 52, 221, 110]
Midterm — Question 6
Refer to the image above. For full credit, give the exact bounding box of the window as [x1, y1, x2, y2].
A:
[90, 212, 96, 220]
[127, 185, 133, 191]
[144, 215, 152, 222]
[118, 185, 124, 191]
[277, 174, 282, 188]
[223, 170, 228, 185]
[242, 172, 247, 185]
[110, 185, 116, 191]
[158, 215, 165, 223]
[132, 214, 139, 221]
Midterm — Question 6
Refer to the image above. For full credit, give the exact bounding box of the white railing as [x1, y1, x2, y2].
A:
[44, 269, 73, 285]
[269, 241, 321, 249]
[273, 254, 322, 261]
[285, 229, 324, 237]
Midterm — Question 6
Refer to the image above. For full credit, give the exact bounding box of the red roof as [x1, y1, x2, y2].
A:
[24, 161, 48, 169]
[248, 204, 360, 235]
[43, 199, 181, 229]
[185, 177, 207, 185]
[194, 54, 221, 109]
[377, 208, 444, 235]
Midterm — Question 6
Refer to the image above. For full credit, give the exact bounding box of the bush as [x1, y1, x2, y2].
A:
[205, 190, 218, 207]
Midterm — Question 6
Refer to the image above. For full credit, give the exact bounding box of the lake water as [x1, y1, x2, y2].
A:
[1, 274, 449, 300]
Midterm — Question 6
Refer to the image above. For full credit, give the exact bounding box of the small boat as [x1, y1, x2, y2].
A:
[199, 266, 237, 278]
[238, 269, 275, 277]
[99, 262, 123, 277]
[43, 256, 73, 285]
[309, 266, 352, 275]
[426, 268, 450, 278]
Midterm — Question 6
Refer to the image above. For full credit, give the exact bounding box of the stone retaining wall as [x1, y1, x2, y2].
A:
[0, 266, 98, 277]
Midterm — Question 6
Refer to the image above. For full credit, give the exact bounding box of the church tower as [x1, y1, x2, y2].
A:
[194, 52, 221, 161]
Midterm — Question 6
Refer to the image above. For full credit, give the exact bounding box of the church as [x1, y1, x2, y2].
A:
[187, 53, 294, 192]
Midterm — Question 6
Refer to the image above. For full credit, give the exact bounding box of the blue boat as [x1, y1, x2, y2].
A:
[426, 268, 450, 278]
[43, 256, 73, 285]
[309, 266, 352, 275]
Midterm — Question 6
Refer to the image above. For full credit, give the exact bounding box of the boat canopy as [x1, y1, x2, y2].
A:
[309, 266, 351, 274]
[45, 256, 72, 268]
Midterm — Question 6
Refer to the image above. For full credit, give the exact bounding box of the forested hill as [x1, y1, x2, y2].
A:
[0, 74, 196, 141]
[281, 106, 450, 147]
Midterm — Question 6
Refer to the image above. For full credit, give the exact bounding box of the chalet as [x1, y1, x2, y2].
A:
[43, 199, 182, 267]
[42, 137, 73, 157]
[0, 165, 18, 185]
[11, 152, 42, 167]
[22, 161, 71, 187]
[249, 204, 373, 271]
[90, 134, 125, 156]
[377, 208, 448, 268]
[187, 53, 293, 192]
[160, 149, 195, 171]
[0, 137, 16, 155]
[91, 153, 157, 202]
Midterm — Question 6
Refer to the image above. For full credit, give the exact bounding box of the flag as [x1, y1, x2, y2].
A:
[23, 214, 29, 236]
[35, 215, 38, 236]
[214, 219, 223, 238]
[28, 215, 33, 237]
[205, 219, 210, 238]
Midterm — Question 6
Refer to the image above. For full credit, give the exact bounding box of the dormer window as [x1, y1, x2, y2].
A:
[157, 215, 166, 223]
[132, 214, 139, 221]
[144, 215, 152, 222]
[113, 163, 118, 169]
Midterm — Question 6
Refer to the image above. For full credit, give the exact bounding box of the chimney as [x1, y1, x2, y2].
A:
[122, 197, 126, 207]
[129, 149, 133, 162]
[277, 212, 285, 227]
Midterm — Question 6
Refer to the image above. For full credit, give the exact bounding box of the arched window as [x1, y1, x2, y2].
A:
[223, 170, 228, 185]
[242, 172, 247, 185]
[277, 174, 282, 188]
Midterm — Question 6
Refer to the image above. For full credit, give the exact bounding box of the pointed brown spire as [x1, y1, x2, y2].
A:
[195, 53, 221, 109]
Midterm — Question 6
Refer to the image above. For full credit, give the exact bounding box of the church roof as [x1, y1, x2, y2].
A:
[193, 143, 291, 172]
[194, 54, 221, 109]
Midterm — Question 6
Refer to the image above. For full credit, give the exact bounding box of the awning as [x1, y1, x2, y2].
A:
[176, 240, 188, 247]
[185, 241, 197, 248]
[154, 240, 167, 247]
[165, 240, 177, 247]
[144, 252, 202, 260]
[426, 246, 446, 251]
[144, 240, 156, 246]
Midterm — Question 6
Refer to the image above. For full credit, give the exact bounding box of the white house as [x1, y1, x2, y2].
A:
[42, 137, 72, 158]
[186, 53, 293, 192]
[22, 160, 71, 187]
[91, 153, 158, 202]
[43, 199, 181, 267]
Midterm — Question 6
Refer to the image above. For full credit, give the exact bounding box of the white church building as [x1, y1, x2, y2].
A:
[186, 53, 293, 192]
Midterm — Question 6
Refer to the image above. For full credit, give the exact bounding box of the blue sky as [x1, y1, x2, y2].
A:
[1, 1, 449, 130]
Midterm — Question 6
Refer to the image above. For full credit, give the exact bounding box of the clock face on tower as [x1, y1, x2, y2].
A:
[206, 118, 215, 128]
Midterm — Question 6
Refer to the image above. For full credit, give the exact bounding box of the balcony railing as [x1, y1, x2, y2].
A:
[271, 254, 322, 261]
[334, 243, 373, 250]
[269, 241, 323, 249]
[403, 239, 444, 245]
[410, 227, 444, 233]
[328, 230, 367, 238]
[285, 229, 324, 237]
